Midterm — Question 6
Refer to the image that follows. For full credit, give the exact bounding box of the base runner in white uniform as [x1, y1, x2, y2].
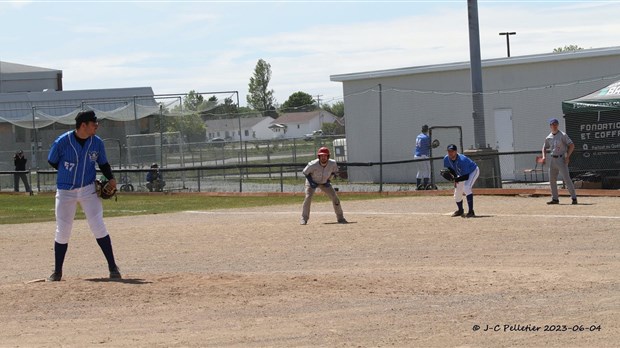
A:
[46, 110, 121, 281]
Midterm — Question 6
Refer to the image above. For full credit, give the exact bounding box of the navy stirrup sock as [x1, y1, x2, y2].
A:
[466, 194, 474, 212]
[54, 242, 68, 273]
[96, 235, 117, 270]
[456, 201, 463, 212]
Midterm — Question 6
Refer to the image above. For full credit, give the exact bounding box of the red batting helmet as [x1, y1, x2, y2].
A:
[317, 147, 330, 158]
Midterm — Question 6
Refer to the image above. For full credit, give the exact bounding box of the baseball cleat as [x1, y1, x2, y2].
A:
[451, 210, 464, 217]
[547, 199, 560, 205]
[572, 198, 578, 205]
[464, 211, 476, 218]
[47, 271, 62, 282]
[337, 218, 348, 224]
[300, 219, 307, 225]
[109, 267, 122, 280]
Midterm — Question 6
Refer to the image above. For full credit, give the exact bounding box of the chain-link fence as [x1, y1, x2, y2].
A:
[2, 145, 619, 193]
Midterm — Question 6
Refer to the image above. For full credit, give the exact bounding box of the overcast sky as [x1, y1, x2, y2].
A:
[1, 1, 619, 107]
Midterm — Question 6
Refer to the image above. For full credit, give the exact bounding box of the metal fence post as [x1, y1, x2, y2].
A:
[280, 165, 284, 192]
[197, 169, 201, 192]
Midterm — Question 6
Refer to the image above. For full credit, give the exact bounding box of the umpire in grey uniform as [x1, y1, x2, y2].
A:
[542, 117, 577, 205]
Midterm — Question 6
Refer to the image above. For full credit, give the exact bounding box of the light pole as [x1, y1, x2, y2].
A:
[499, 32, 516, 57]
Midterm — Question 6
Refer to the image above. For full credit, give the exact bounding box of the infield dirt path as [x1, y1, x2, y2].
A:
[1, 195, 618, 347]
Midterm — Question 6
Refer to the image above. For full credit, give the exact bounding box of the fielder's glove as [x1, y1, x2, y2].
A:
[431, 139, 440, 149]
[324, 180, 331, 188]
[440, 168, 456, 182]
[96, 178, 117, 200]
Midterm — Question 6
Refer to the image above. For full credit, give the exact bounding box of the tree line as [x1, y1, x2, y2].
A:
[161, 58, 344, 142]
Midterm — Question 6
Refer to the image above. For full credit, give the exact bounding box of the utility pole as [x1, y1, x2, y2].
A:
[316, 94, 322, 109]
[467, 0, 486, 149]
[499, 32, 516, 57]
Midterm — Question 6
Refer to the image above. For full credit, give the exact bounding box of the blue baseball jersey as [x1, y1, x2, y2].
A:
[48, 131, 109, 190]
[443, 153, 478, 176]
[415, 133, 431, 156]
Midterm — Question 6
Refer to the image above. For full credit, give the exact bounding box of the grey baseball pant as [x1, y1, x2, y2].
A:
[549, 156, 576, 200]
[302, 184, 344, 221]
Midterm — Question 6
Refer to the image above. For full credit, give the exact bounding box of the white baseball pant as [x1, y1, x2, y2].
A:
[55, 183, 109, 244]
[454, 167, 480, 202]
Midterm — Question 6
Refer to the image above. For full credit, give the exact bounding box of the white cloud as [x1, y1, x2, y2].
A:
[10, 1, 620, 107]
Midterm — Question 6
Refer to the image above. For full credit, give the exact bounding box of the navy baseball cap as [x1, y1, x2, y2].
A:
[75, 110, 97, 127]
[548, 118, 559, 125]
[447, 144, 457, 151]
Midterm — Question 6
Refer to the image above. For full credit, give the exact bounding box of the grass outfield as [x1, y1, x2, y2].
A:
[0, 192, 389, 225]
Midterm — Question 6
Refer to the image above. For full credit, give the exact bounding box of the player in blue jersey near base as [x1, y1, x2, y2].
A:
[443, 144, 479, 218]
[414, 125, 431, 190]
[46, 110, 121, 281]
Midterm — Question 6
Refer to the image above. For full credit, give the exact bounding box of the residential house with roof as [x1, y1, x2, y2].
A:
[269, 110, 339, 139]
[205, 115, 275, 141]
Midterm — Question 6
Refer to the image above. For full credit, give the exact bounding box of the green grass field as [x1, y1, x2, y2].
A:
[0, 192, 386, 225]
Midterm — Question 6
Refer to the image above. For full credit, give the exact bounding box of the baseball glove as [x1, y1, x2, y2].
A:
[431, 139, 440, 149]
[96, 178, 117, 200]
[440, 168, 456, 182]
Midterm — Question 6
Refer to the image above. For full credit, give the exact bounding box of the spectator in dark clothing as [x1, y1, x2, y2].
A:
[14, 150, 33, 194]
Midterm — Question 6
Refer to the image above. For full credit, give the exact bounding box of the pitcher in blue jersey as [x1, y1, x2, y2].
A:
[443, 144, 479, 218]
[46, 110, 121, 281]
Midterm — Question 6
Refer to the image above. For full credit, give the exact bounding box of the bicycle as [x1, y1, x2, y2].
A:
[119, 173, 134, 192]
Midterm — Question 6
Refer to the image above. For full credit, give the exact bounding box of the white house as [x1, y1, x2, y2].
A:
[330, 46, 620, 183]
[269, 110, 338, 139]
[205, 115, 275, 141]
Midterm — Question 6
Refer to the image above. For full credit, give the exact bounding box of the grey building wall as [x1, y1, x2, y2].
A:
[331, 47, 620, 183]
[0, 61, 62, 93]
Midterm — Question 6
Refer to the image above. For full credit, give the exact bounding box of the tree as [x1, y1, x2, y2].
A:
[247, 59, 276, 115]
[166, 113, 206, 143]
[553, 45, 583, 53]
[322, 101, 344, 117]
[165, 90, 207, 142]
[221, 97, 238, 115]
[280, 91, 316, 112]
[183, 90, 205, 111]
[321, 122, 340, 135]
[204, 97, 239, 119]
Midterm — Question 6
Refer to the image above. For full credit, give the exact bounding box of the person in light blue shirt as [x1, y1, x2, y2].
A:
[443, 144, 479, 218]
[414, 125, 431, 189]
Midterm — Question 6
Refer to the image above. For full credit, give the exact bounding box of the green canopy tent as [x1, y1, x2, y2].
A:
[562, 80, 620, 187]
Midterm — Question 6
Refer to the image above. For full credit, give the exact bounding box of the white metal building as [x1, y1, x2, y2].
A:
[330, 46, 620, 183]
[0, 61, 62, 93]
[0, 61, 159, 170]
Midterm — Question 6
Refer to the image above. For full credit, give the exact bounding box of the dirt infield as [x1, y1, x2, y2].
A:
[1, 195, 618, 347]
